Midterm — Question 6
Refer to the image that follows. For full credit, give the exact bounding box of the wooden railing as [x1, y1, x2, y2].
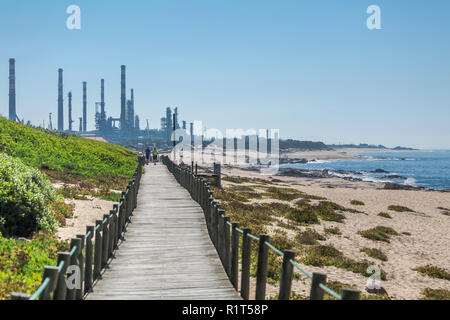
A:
[10, 157, 145, 300]
[162, 156, 361, 300]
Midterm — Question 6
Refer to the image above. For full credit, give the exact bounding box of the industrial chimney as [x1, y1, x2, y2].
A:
[58, 69, 64, 131]
[68, 92, 73, 132]
[9, 59, 17, 121]
[83, 81, 87, 132]
[101, 79, 105, 121]
[120, 65, 126, 132]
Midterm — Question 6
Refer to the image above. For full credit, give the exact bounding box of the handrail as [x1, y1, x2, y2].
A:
[160, 155, 357, 301]
[11, 156, 146, 301]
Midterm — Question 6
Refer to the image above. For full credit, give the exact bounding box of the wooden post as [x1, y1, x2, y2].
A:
[84, 226, 94, 294]
[93, 220, 103, 280]
[310, 272, 327, 300]
[40, 266, 59, 300]
[75, 234, 85, 300]
[231, 222, 240, 290]
[241, 228, 252, 300]
[341, 288, 361, 300]
[255, 234, 270, 300]
[217, 210, 224, 264]
[102, 215, 109, 267]
[278, 250, 296, 300]
[54, 252, 70, 300]
[195, 163, 198, 175]
[113, 204, 119, 243]
[66, 237, 81, 300]
[216, 163, 221, 188]
[108, 210, 115, 257]
[224, 216, 231, 277]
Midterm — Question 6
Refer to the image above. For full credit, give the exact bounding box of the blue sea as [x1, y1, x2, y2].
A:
[280, 150, 450, 190]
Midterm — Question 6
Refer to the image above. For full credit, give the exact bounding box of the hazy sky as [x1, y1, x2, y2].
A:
[0, 0, 449, 149]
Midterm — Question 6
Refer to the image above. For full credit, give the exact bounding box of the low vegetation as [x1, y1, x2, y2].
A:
[324, 281, 390, 300]
[377, 212, 392, 219]
[421, 288, 450, 300]
[388, 205, 414, 212]
[324, 227, 342, 235]
[359, 226, 399, 243]
[298, 245, 387, 280]
[350, 200, 365, 206]
[413, 265, 450, 281]
[0, 232, 69, 300]
[361, 248, 388, 261]
[295, 229, 326, 245]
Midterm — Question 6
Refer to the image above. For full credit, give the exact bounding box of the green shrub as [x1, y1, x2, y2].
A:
[361, 248, 388, 261]
[422, 288, 450, 300]
[413, 265, 450, 281]
[295, 228, 326, 245]
[377, 212, 392, 219]
[350, 200, 365, 206]
[0, 117, 138, 181]
[324, 227, 342, 235]
[0, 232, 69, 300]
[359, 226, 399, 243]
[388, 205, 414, 212]
[0, 153, 60, 237]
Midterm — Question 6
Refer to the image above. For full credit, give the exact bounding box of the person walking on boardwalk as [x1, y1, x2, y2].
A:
[145, 147, 151, 165]
[152, 147, 159, 165]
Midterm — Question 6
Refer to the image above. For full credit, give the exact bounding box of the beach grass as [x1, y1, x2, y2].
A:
[361, 248, 388, 261]
[377, 212, 392, 219]
[388, 205, 414, 212]
[422, 288, 450, 300]
[294, 228, 326, 245]
[350, 200, 365, 206]
[324, 227, 342, 235]
[413, 265, 450, 281]
[359, 226, 399, 243]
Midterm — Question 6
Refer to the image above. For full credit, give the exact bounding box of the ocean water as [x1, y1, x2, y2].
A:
[280, 150, 450, 190]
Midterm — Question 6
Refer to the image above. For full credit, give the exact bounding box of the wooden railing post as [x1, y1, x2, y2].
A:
[231, 222, 240, 290]
[108, 210, 115, 258]
[75, 234, 85, 300]
[93, 220, 103, 280]
[310, 272, 327, 300]
[278, 250, 296, 300]
[241, 228, 252, 300]
[84, 226, 94, 294]
[341, 289, 361, 300]
[11, 293, 31, 300]
[255, 234, 270, 300]
[55, 252, 70, 300]
[101, 215, 109, 268]
[66, 237, 81, 300]
[40, 266, 59, 300]
[224, 216, 231, 277]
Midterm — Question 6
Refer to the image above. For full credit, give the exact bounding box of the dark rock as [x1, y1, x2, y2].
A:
[401, 232, 411, 236]
[383, 183, 424, 191]
[374, 169, 389, 173]
[383, 175, 406, 180]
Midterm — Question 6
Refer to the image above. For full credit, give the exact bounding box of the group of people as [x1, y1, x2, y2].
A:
[145, 146, 159, 165]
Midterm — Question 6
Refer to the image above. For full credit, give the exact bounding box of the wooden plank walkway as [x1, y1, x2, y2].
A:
[86, 163, 241, 300]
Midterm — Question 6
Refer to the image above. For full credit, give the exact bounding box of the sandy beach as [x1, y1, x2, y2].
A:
[219, 160, 450, 300]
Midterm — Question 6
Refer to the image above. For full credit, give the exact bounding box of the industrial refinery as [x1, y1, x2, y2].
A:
[6, 59, 191, 148]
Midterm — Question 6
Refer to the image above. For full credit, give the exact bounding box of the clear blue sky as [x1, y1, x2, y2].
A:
[0, 0, 449, 149]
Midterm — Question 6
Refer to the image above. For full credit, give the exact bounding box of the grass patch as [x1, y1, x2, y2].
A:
[0, 232, 69, 300]
[325, 281, 390, 300]
[361, 248, 388, 261]
[48, 201, 75, 227]
[324, 227, 342, 235]
[298, 245, 387, 280]
[295, 229, 326, 245]
[422, 288, 450, 300]
[388, 205, 414, 212]
[350, 200, 365, 206]
[377, 212, 392, 219]
[413, 265, 450, 281]
[359, 226, 399, 243]
[318, 201, 363, 214]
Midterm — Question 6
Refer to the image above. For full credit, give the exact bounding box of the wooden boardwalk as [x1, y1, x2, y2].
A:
[86, 163, 241, 300]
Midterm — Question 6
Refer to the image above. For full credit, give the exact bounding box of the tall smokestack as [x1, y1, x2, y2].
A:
[9, 59, 16, 121]
[130, 89, 134, 129]
[58, 69, 64, 131]
[120, 65, 126, 131]
[83, 81, 87, 132]
[101, 79, 105, 118]
[68, 92, 73, 131]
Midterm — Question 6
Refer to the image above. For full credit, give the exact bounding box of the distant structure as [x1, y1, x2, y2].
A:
[68, 92, 73, 132]
[120, 65, 126, 133]
[58, 69, 64, 131]
[83, 81, 87, 132]
[9, 59, 18, 121]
